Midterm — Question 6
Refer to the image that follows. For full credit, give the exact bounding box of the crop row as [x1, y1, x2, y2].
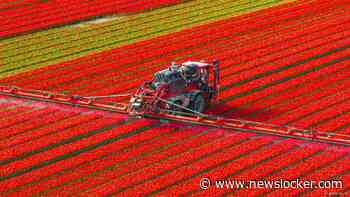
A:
[211, 145, 325, 196]
[2, 0, 304, 82]
[2, 121, 217, 194]
[53, 10, 350, 95]
[103, 138, 343, 196]
[75, 133, 264, 196]
[0, 107, 57, 136]
[0, 0, 41, 11]
[162, 141, 307, 196]
[0, 114, 128, 174]
[0, 0, 183, 38]
[237, 59, 350, 121]
[33, 126, 214, 196]
[268, 73, 350, 126]
[0, 112, 97, 149]
[0, 109, 76, 143]
[0, 0, 344, 109]
[3, 0, 339, 88]
[23, 2, 350, 96]
[216, 36, 350, 104]
[50, 21, 350, 131]
[117, 138, 298, 196]
[249, 67, 350, 126]
[0, 0, 282, 76]
[196, 147, 346, 196]
[0, 0, 245, 52]
[302, 171, 350, 196]
[316, 112, 350, 132]
[80, 86, 348, 197]
[0, 116, 152, 192]
[241, 149, 348, 196]
[1, 0, 350, 195]
[267, 156, 350, 196]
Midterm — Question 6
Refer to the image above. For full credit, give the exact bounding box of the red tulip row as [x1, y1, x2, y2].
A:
[217, 145, 326, 196]
[54, 10, 350, 99]
[0, 116, 122, 172]
[316, 112, 350, 132]
[0, 0, 183, 37]
[0, 0, 41, 11]
[120, 138, 299, 196]
[160, 145, 317, 195]
[0, 107, 57, 137]
[0, 109, 75, 143]
[7, 124, 182, 195]
[292, 99, 350, 129]
[2, 0, 337, 86]
[218, 147, 348, 196]
[0, 105, 30, 120]
[242, 149, 349, 196]
[42, 6, 350, 94]
[3, 123, 208, 194]
[204, 32, 350, 116]
[302, 171, 350, 197]
[0, 111, 97, 149]
[87, 52, 350, 195]
[1, 0, 245, 76]
[63, 11, 350, 96]
[185, 141, 313, 196]
[34, 6, 350, 101]
[0, 117, 153, 192]
[269, 80, 350, 126]
[268, 156, 350, 196]
[249, 72, 350, 125]
[252, 66, 350, 123]
[0, 114, 134, 174]
[233, 60, 350, 121]
[77, 133, 263, 196]
[38, 126, 210, 196]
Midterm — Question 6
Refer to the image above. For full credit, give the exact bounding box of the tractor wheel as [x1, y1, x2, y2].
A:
[191, 94, 206, 113]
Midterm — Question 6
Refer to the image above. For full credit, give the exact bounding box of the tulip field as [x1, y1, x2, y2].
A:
[0, 0, 349, 196]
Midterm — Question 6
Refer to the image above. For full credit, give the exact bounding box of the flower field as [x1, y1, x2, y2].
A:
[0, 0, 184, 38]
[0, 0, 349, 196]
